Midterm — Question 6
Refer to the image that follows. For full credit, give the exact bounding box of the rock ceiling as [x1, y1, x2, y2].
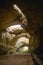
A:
[0, 0, 43, 33]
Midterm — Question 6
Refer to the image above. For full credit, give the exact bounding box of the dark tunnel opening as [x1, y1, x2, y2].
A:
[38, 27, 43, 53]
[33, 27, 43, 61]
[36, 27, 43, 61]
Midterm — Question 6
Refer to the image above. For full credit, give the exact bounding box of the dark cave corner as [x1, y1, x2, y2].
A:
[34, 27, 43, 61]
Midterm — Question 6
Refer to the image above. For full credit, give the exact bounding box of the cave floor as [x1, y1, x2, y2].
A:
[0, 53, 35, 65]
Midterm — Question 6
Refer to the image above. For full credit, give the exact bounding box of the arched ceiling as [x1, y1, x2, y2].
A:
[0, 0, 43, 33]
